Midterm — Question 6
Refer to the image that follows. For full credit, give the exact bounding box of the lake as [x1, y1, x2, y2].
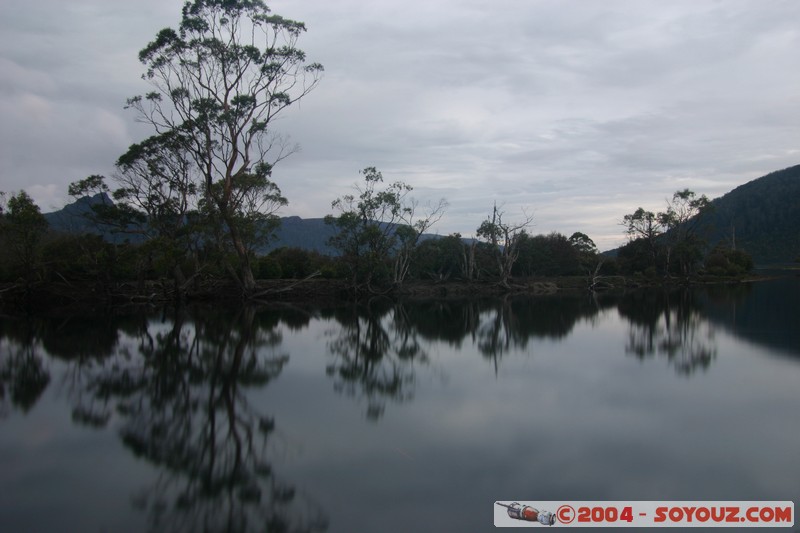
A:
[1, 275, 798, 532]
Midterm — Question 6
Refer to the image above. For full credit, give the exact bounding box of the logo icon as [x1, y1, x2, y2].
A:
[496, 502, 556, 526]
[557, 504, 576, 524]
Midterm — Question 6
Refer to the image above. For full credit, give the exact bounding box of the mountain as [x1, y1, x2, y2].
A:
[606, 164, 800, 264]
[700, 164, 800, 264]
[44, 193, 111, 233]
[265, 216, 337, 254]
[43, 196, 386, 255]
[44, 193, 146, 245]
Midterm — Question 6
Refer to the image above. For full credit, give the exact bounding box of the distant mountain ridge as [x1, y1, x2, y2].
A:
[43, 164, 800, 263]
[43, 197, 397, 255]
[267, 216, 337, 254]
[44, 193, 116, 235]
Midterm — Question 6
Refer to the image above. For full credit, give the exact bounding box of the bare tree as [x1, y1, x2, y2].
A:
[476, 203, 534, 288]
[392, 198, 448, 285]
[461, 239, 478, 281]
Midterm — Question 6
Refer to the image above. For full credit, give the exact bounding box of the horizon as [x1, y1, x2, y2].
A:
[45, 161, 799, 255]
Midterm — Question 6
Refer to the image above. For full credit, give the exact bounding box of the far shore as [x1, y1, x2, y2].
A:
[0, 269, 790, 313]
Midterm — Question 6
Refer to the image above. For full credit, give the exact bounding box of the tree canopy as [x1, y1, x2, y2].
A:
[326, 167, 441, 291]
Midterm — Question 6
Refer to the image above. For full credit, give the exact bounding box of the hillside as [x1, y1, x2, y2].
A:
[606, 164, 800, 264]
[700, 164, 800, 264]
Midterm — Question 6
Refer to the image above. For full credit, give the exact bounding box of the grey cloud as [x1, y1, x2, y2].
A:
[2, 0, 799, 251]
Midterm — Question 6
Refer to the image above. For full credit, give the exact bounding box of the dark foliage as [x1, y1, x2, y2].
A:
[697, 164, 800, 264]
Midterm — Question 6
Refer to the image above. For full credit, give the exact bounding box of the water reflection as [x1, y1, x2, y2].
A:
[322, 295, 620, 419]
[472, 295, 614, 373]
[406, 295, 613, 348]
[47, 312, 147, 430]
[109, 307, 325, 532]
[0, 320, 49, 416]
[703, 276, 800, 358]
[321, 294, 641, 418]
[1, 279, 799, 532]
[326, 300, 428, 420]
[619, 290, 717, 375]
[40, 312, 125, 361]
[1, 306, 327, 533]
[0, 289, 727, 423]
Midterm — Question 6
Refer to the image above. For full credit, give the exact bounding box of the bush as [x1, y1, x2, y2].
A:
[264, 247, 338, 279]
[704, 246, 754, 276]
[256, 257, 282, 280]
[320, 260, 348, 280]
[41, 234, 116, 282]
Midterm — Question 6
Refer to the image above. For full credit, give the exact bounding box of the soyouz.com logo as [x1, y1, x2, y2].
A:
[494, 501, 794, 527]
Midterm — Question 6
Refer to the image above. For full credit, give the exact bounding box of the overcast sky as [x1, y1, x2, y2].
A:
[1, 0, 798, 250]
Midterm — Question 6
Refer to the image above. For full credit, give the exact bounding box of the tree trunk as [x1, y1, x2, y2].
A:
[173, 263, 186, 301]
[221, 212, 257, 294]
[462, 242, 476, 280]
[240, 262, 257, 294]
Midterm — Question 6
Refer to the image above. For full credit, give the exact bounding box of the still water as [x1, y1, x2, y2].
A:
[1, 276, 798, 532]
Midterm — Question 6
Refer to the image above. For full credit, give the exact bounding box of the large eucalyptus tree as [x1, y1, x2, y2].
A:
[126, 0, 323, 292]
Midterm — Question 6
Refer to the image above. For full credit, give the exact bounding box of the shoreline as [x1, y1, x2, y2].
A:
[0, 271, 786, 313]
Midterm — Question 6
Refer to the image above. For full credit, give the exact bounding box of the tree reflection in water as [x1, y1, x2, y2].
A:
[326, 300, 428, 421]
[66, 306, 327, 533]
[475, 298, 521, 375]
[619, 290, 717, 376]
[324, 295, 615, 416]
[399, 296, 608, 375]
[1, 288, 723, 431]
[0, 319, 50, 417]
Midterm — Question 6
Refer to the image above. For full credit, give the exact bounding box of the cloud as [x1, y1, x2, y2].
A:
[2, 0, 799, 250]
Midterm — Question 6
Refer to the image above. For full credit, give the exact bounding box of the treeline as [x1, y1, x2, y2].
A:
[0, 179, 753, 301]
[0, 183, 606, 291]
[617, 189, 754, 278]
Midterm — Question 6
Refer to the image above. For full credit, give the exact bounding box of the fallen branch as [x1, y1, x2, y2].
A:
[249, 270, 322, 299]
